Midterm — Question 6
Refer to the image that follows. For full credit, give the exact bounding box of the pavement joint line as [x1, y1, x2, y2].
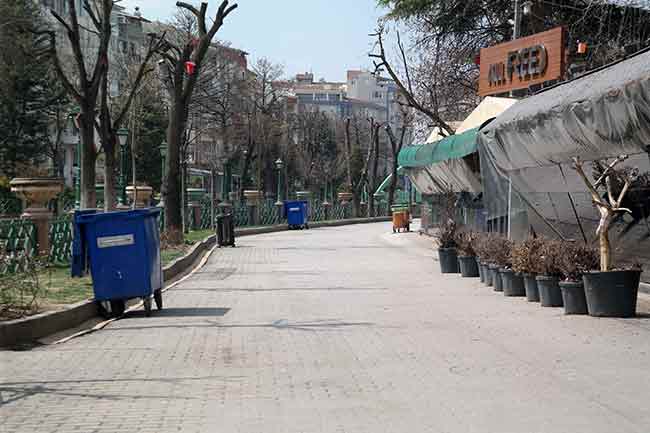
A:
[50, 242, 219, 346]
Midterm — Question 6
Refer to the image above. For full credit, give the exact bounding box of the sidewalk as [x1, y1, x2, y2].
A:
[1, 221, 650, 433]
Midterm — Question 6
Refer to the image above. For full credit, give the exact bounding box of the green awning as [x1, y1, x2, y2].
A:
[398, 127, 479, 168]
[374, 167, 405, 196]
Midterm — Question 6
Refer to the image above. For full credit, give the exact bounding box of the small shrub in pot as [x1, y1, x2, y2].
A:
[512, 238, 544, 302]
[557, 242, 600, 315]
[532, 239, 564, 307]
[485, 235, 512, 292]
[572, 155, 644, 317]
[435, 218, 459, 273]
[475, 233, 493, 285]
[455, 231, 480, 278]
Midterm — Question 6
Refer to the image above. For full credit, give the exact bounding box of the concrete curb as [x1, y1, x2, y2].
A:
[0, 216, 391, 348]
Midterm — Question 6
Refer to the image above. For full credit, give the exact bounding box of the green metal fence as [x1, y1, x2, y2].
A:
[49, 215, 73, 264]
[0, 219, 37, 275]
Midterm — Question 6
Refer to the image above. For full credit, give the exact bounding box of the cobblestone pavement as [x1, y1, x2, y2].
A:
[2, 222, 650, 433]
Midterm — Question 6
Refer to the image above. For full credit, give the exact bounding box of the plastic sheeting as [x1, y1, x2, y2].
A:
[478, 48, 650, 278]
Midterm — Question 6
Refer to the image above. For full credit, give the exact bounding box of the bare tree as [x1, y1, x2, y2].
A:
[573, 155, 636, 272]
[370, 24, 461, 137]
[385, 103, 413, 207]
[155, 0, 237, 243]
[45, 0, 113, 208]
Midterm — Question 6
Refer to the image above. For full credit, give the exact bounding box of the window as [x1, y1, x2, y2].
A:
[329, 94, 341, 102]
[314, 93, 327, 101]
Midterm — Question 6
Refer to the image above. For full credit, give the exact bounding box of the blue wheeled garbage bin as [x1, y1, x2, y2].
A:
[284, 200, 309, 230]
[75, 208, 163, 318]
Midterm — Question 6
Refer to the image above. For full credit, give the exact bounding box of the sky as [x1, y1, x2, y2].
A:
[120, 0, 387, 82]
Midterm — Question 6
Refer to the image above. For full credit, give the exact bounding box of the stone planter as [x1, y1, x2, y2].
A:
[126, 185, 153, 208]
[296, 191, 313, 201]
[10, 177, 64, 255]
[243, 190, 263, 203]
[338, 192, 353, 203]
[186, 188, 207, 203]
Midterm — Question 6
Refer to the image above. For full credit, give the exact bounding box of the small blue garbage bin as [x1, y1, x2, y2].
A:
[75, 208, 163, 317]
[284, 200, 309, 230]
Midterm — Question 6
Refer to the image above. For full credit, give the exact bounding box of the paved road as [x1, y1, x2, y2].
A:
[2, 222, 650, 433]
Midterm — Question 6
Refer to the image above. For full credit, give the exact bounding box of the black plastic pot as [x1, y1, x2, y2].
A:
[477, 258, 485, 283]
[438, 248, 459, 274]
[501, 269, 526, 297]
[459, 256, 480, 278]
[489, 264, 503, 292]
[523, 274, 540, 302]
[482, 263, 493, 286]
[559, 281, 588, 315]
[536, 275, 563, 307]
[582, 270, 641, 318]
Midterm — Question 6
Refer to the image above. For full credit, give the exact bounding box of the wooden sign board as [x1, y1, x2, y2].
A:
[478, 27, 565, 96]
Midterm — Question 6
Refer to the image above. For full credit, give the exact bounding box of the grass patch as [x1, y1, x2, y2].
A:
[161, 246, 189, 265]
[185, 229, 213, 244]
[40, 264, 93, 306]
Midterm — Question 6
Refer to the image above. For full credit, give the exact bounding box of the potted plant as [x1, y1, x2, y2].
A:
[435, 218, 459, 273]
[486, 235, 511, 292]
[557, 241, 600, 315]
[532, 239, 564, 307]
[473, 233, 487, 283]
[511, 238, 544, 302]
[501, 242, 526, 297]
[455, 231, 479, 278]
[573, 156, 644, 317]
[478, 233, 500, 287]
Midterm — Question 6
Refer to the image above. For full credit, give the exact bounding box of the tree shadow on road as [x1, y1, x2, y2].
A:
[125, 307, 230, 319]
[0, 375, 242, 406]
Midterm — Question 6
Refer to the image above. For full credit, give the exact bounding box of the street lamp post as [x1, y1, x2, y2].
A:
[159, 141, 168, 208]
[117, 128, 129, 206]
[74, 135, 81, 209]
[275, 158, 284, 206]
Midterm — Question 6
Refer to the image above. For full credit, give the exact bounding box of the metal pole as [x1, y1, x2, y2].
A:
[119, 142, 127, 206]
[513, 0, 521, 40]
[74, 136, 81, 209]
[507, 175, 513, 238]
[211, 170, 215, 230]
[276, 166, 282, 205]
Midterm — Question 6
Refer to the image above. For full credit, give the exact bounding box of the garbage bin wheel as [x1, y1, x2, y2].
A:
[97, 301, 111, 319]
[110, 300, 126, 318]
[143, 297, 152, 317]
[154, 289, 163, 310]
[305, 224, 309, 230]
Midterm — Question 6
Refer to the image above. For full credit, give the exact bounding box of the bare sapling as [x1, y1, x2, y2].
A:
[572, 155, 636, 272]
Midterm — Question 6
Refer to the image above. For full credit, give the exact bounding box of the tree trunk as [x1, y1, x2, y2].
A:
[164, 104, 185, 243]
[387, 164, 398, 208]
[78, 110, 96, 209]
[103, 134, 117, 211]
[599, 215, 612, 272]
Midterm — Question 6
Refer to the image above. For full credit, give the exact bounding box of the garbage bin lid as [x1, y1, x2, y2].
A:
[76, 207, 161, 224]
